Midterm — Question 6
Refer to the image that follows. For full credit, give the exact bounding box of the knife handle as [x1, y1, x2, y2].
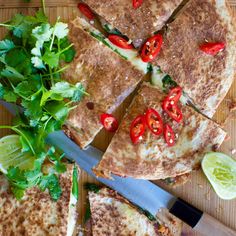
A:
[169, 198, 236, 236]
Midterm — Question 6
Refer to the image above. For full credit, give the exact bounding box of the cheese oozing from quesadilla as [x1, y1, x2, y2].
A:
[152, 0, 236, 117]
[94, 83, 226, 180]
[0, 164, 79, 236]
[64, 17, 144, 149]
[88, 187, 182, 236]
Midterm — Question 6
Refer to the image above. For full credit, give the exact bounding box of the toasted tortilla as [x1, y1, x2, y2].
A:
[153, 0, 236, 118]
[94, 83, 226, 180]
[89, 187, 182, 236]
[64, 17, 144, 149]
[83, 0, 183, 47]
[0, 164, 80, 236]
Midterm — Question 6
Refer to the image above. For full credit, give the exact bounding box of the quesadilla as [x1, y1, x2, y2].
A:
[64, 17, 144, 149]
[0, 163, 80, 236]
[88, 187, 182, 236]
[82, 0, 183, 47]
[94, 83, 226, 180]
[153, 0, 236, 118]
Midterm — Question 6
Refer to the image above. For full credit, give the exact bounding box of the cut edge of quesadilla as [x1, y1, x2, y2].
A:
[152, 0, 236, 118]
[93, 82, 226, 180]
[0, 162, 80, 236]
[64, 16, 144, 148]
[82, 0, 184, 48]
[70, 14, 211, 119]
[87, 186, 182, 236]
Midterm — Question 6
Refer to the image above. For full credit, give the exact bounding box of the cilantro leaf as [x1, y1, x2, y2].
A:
[72, 165, 79, 200]
[32, 23, 52, 46]
[45, 101, 69, 122]
[42, 50, 59, 68]
[14, 81, 37, 98]
[11, 186, 25, 200]
[5, 47, 32, 76]
[72, 83, 87, 101]
[50, 81, 75, 98]
[0, 39, 15, 56]
[3, 89, 18, 102]
[1, 65, 25, 82]
[54, 22, 69, 39]
[39, 174, 62, 201]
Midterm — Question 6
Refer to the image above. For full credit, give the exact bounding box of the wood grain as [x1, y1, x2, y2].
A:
[0, 1, 236, 235]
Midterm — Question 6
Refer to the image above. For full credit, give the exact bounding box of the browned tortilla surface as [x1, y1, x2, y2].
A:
[95, 83, 226, 180]
[153, 0, 236, 118]
[89, 187, 182, 236]
[64, 17, 144, 149]
[83, 0, 182, 46]
[0, 164, 79, 236]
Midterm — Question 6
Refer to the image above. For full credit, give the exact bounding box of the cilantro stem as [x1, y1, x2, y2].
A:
[0, 23, 12, 28]
[49, 67, 54, 86]
[41, 0, 46, 16]
[42, 65, 70, 77]
[57, 43, 74, 55]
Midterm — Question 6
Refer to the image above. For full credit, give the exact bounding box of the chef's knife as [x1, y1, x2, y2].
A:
[1, 101, 236, 236]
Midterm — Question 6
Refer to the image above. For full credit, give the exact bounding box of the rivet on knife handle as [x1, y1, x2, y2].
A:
[170, 198, 236, 236]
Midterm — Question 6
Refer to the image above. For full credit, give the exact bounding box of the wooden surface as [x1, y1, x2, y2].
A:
[0, 1, 236, 235]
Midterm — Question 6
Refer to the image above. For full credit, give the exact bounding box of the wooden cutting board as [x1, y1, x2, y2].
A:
[0, 1, 236, 235]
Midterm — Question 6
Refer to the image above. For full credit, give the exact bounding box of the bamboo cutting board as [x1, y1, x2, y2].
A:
[0, 1, 236, 235]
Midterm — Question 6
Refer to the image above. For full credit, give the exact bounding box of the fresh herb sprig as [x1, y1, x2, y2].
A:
[0, 7, 85, 200]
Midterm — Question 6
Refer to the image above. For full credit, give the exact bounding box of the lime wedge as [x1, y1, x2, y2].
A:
[202, 152, 236, 200]
[0, 134, 35, 174]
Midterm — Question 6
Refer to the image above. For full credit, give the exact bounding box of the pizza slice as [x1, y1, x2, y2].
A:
[94, 83, 226, 179]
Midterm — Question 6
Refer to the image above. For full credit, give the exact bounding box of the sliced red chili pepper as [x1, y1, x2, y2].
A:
[199, 42, 225, 56]
[164, 124, 175, 147]
[100, 113, 118, 132]
[162, 101, 183, 123]
[78, 3, 95, 20]
[108, 34, 134, 49]
[167, 86, 182, 104]
[130, 115, 146, 144]
[145, 108, 163, 135]
[141, 34, 163, 62]
[132, 0, 143, 9]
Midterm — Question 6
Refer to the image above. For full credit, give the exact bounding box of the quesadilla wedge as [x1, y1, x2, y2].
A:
[64, 17, 144, 149]
[88, 187, 182, 236]
[0, 163, 80, 236]
[153, 0, 236, 118]
[94, 83, 226, 180]
[82, 0, 183, 47]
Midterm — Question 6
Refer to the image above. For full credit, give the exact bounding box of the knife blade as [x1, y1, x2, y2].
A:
[1, 100, 236, 236]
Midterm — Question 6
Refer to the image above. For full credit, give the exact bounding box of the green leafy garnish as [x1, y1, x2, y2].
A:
[162, 74, 177, 92]
[72, 165, 79, 200]
[84, 182, 101, 193]
[0, 5, 86, 200]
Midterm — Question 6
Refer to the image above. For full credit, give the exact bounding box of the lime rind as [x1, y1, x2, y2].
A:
[202, 152, 236, 200]
[0, 134, 35, 173]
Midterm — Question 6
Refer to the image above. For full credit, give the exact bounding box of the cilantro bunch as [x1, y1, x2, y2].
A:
[0, 10, 86, 200]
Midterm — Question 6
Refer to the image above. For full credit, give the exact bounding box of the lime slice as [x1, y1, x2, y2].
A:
[202, 152, 236, 200]
[0, 134, 35, 174]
